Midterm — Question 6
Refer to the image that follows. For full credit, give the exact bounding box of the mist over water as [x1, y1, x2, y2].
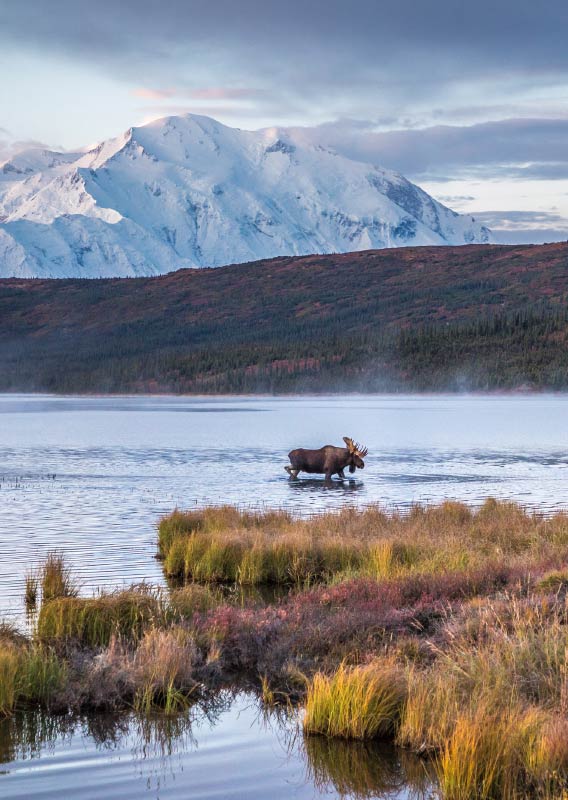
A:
[1, 393, 568, 622]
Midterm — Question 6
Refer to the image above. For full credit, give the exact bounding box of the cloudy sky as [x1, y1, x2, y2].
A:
[1, 0, 567, 242]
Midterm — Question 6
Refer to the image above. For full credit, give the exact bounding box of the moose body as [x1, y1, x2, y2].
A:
[285, 437, 368, 481]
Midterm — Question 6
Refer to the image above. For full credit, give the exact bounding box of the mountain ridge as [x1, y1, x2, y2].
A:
[0, 114, 490, 278]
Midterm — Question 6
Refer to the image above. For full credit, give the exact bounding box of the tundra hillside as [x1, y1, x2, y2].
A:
[0, 242, 567, 393]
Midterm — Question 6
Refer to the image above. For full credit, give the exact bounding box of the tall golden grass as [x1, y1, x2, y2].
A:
[304, 661, 406, 739]
[304, 596, 568, 799]
[40, 552, 78, 602]
[158, 500, 568, 586]
[36, 588, 166, 647]
[0, 642, 67, 716]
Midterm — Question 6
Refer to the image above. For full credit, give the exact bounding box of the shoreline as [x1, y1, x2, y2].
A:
[3, 500, 568, 797]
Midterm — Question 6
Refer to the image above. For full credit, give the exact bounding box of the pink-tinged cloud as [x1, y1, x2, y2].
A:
[188, 87, 260, 100]
[133, 87, 261, 101]
[132, 87, 176, 100]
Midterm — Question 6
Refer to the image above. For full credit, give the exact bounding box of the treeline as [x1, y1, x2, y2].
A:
[2, 306, 567, 393]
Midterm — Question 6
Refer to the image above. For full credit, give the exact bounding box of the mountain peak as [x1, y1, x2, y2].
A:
[0, 115, 491, 278]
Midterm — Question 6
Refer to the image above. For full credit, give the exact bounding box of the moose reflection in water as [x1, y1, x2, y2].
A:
[285, 436, 368, 482]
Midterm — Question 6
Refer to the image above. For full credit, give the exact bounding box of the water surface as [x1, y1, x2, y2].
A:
[0, 694, 431, 800]
[1, 393, 567, 620]
[1, 393, 567, 798]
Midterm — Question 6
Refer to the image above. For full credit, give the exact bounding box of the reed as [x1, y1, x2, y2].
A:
[24, 571, 39, 608]
[36, 589, 164, 647]
[40, 552, 78, 602]
[0, 643, 67, 717]
[158, 500, 568, 586]
[303, 661, 406, 740]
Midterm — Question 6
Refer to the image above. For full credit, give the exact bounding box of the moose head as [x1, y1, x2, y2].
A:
[343, 436, 368, 472]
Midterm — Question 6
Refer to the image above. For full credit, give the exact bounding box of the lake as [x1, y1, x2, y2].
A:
[0, 693, 432, 799]
[1, 393, 567, 621]
[1, 393, 567, 799]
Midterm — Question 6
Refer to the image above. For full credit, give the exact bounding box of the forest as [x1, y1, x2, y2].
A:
[0, 242, 567, 393]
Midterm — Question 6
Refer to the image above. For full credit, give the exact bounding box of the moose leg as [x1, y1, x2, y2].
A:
[285, 466, 300, 479]
[324, 471, 333, 482]
[337, 469, 346, 479]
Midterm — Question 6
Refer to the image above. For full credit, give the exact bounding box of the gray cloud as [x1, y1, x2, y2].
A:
[1, 1, 568, 113]
[474, 210, 568, 229]
[472, 210, 568, 245]
[284, 118, 568, 181]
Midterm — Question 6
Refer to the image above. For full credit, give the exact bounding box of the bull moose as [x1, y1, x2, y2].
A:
[285, 436, 368, 481]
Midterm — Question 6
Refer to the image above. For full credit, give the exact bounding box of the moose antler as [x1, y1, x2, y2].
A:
[343, 436, 368, 458]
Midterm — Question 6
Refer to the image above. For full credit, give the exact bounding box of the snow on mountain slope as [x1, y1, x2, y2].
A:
[0, 114, 491, 277]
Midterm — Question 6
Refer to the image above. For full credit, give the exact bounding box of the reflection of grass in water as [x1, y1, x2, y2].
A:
[24, 571, 39, 609]
[0, 710, 76, 764]
[0, 693, 232, 768]
[304, 735, 432, 800]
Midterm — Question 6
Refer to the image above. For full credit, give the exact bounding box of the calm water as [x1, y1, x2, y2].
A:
[1, 393, 567, 798]
[0, 694, 432, 800]
[1, 393, 568, 620]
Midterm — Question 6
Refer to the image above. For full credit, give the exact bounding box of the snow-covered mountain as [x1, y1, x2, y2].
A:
[0, 114, 491, 278]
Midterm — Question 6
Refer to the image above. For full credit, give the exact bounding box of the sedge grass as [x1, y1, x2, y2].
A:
[0, 643, 67, 717]
[158, 500, 568, 587]
[36, 589, 165, 647]
[303, 661, 406, 740]
[40, 552, 78, 602]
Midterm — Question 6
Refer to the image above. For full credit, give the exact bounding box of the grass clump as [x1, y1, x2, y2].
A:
[157, 507, 292, 560]
[169, 584, 221, 619]
[0, 642, 67, 717]
[40, 552, 78, 602]
[303, 661, 406, 740]
[158, 500, 568, 587]
[36, 588, 164, 647]
[24, 571, 39, 609]
[133, 628, 199, 714]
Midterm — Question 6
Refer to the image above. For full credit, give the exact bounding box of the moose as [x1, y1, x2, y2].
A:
[285, 437, 368, 481]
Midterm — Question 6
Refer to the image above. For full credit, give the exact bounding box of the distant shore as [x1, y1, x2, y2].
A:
[1, 243, 567, 394]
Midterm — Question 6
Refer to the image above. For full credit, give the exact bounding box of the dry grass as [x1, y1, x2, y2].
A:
[158, 500, 568, 586]
[304, 661, 406, 739]
[36, 588, 166, 647]
[40, 552, 78, 602]
[132, 627, 199, 713]
[0, 641, 67, 717]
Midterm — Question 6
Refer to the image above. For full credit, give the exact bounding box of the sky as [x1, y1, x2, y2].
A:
[1, 0, 568, 243]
